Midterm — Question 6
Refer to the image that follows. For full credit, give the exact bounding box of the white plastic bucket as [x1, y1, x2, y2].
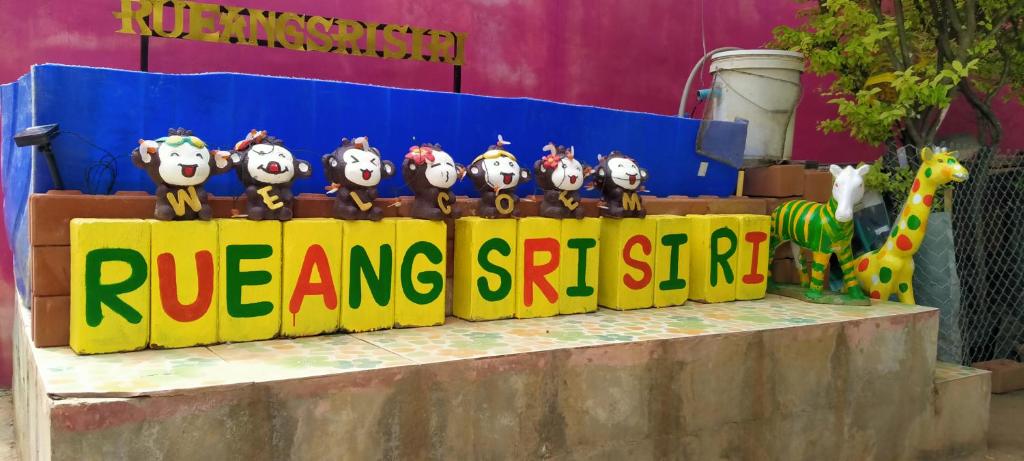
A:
[706, 50, 803, 164]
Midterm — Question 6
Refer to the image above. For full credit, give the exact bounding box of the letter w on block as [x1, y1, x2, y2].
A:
[70, 219, 151, 354]
[166, 186, 202, 216]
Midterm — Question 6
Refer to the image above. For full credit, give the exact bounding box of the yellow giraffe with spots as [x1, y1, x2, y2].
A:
[855, 147, 969, 303]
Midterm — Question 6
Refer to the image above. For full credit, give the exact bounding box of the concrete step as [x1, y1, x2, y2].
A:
[16, 296, 950, 460]
[916, 362, 991, 459]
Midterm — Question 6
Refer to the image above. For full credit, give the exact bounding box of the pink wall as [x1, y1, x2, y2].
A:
[4, 1, 1018, 158]
[0, 1, 1020, 386]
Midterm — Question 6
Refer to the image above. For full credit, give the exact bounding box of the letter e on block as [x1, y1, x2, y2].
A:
[394, 218, 446, 328]
[282, 219, 342, 337]
[559, 218, 600, 315]
[598, 218, 656, 310]
[340, 219, 396, 332]
[150, 220, 219, 348]
[651, 215, 691, 307]
[452, 217, 516, 321]
[515, 217, 561, 319]
[689, 215, 740, 303]
[218, 219, 282, 342]
[736, 215, 770, 300]
[70, 219, 151, 354]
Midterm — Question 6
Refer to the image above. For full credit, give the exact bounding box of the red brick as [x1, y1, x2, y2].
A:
[33, 295, 69, 347]
[743, 165, 805, 197]
[803, 170, 833, 203]
[646, 197, 710, 215]
[705, 196, 768, 215]
[31, 246, 70, 297]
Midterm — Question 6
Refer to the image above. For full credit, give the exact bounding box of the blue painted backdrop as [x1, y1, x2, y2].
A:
[1, 64, 741, 298]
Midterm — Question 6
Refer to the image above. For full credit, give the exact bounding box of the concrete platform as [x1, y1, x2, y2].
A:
[13, 295, 987, 460]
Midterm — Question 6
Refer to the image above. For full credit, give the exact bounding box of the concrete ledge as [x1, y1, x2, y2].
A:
[15, 296, 984, 460]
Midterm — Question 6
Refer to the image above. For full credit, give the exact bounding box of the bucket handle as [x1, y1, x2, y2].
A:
[677, 47, 742, 118]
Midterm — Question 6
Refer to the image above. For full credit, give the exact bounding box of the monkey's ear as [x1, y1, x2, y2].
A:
[407, 162, 416, 172]
[640, 168, 648, 179]
[382, 160, 395, 178]
[469, 165, 482, 178]
[321, 154, 338, 184]
[520, 168, 531, 182]
[230, 152, 243, 165]
[295, 160, 312, 178]
[597, 167, 606, 177]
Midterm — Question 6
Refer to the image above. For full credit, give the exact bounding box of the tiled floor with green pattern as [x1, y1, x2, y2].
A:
[35, 295, 934, 398]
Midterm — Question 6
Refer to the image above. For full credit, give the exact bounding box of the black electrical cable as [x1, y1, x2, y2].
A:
[62, 131, 118, 195]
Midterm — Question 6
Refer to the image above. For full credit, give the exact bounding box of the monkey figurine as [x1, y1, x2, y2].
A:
[230, 130, 312, 221]
[402, 144, 465, 220]
[533, 143, 591, 219]
[592, 151, 648, 218]
[131, 127, 232, 221]
[466, 135, 531, 218]
[322, 137, 395, 221]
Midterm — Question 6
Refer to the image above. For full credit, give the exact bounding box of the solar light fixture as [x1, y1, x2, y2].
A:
[14, 123, 63, 190]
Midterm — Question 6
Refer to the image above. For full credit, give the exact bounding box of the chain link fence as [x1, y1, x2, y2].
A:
[875, 142, 1024, 365]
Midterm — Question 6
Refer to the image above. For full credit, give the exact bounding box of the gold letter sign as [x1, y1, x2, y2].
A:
[114, 0, 466, 65]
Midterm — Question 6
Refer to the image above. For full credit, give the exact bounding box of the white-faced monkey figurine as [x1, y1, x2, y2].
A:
[467, 135, 531, 218]
[322, 136, 396, 221]
[230, 130, 312, 221]
[132, 127, 232, 221]
[593, 151, 648, 218]
[534, 143, 591, 219]
[402, 144, 465, 220]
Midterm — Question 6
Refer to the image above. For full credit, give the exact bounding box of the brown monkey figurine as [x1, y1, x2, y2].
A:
[592, 151, 648, 218]
[402, 144, 465, 220]
[230, 130, 312, 221]
[466, 135, 531, 218]
[322, 137, 395, 221]
[534, 143, 591, 219]
[131, 127, 232, 221]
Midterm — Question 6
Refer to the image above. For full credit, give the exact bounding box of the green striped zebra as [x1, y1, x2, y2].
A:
[769, 165, 869, 300]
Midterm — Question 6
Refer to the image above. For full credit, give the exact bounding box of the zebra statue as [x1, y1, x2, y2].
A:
[769, 164, 870, 301]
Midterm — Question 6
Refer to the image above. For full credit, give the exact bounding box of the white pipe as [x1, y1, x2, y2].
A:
[677, 46, 742, 118]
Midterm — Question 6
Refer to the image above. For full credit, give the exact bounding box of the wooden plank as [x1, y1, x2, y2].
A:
[597, 218, 657, 310]
[218, 219, 282, 342]
[689, 215, 741, 303]
[452, 217, 517, 321]
[650, 215, 691, 307]
[281, 219, 343, 337]
[394, 219, 446, 328]
[69, 219, 151, 354]
[736, 214, 771, 301]
[558, 218, 601, 315]
[150, 220, 219, 348]
[515, 217, 561, 319]
[340, 219, 397, 332]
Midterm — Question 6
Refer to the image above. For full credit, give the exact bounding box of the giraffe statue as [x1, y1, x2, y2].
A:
[855, 147, 969, 303]
[770, 164, 871, 300]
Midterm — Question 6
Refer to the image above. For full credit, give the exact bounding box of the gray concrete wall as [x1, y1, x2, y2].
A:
[26, 310, 965, 460]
